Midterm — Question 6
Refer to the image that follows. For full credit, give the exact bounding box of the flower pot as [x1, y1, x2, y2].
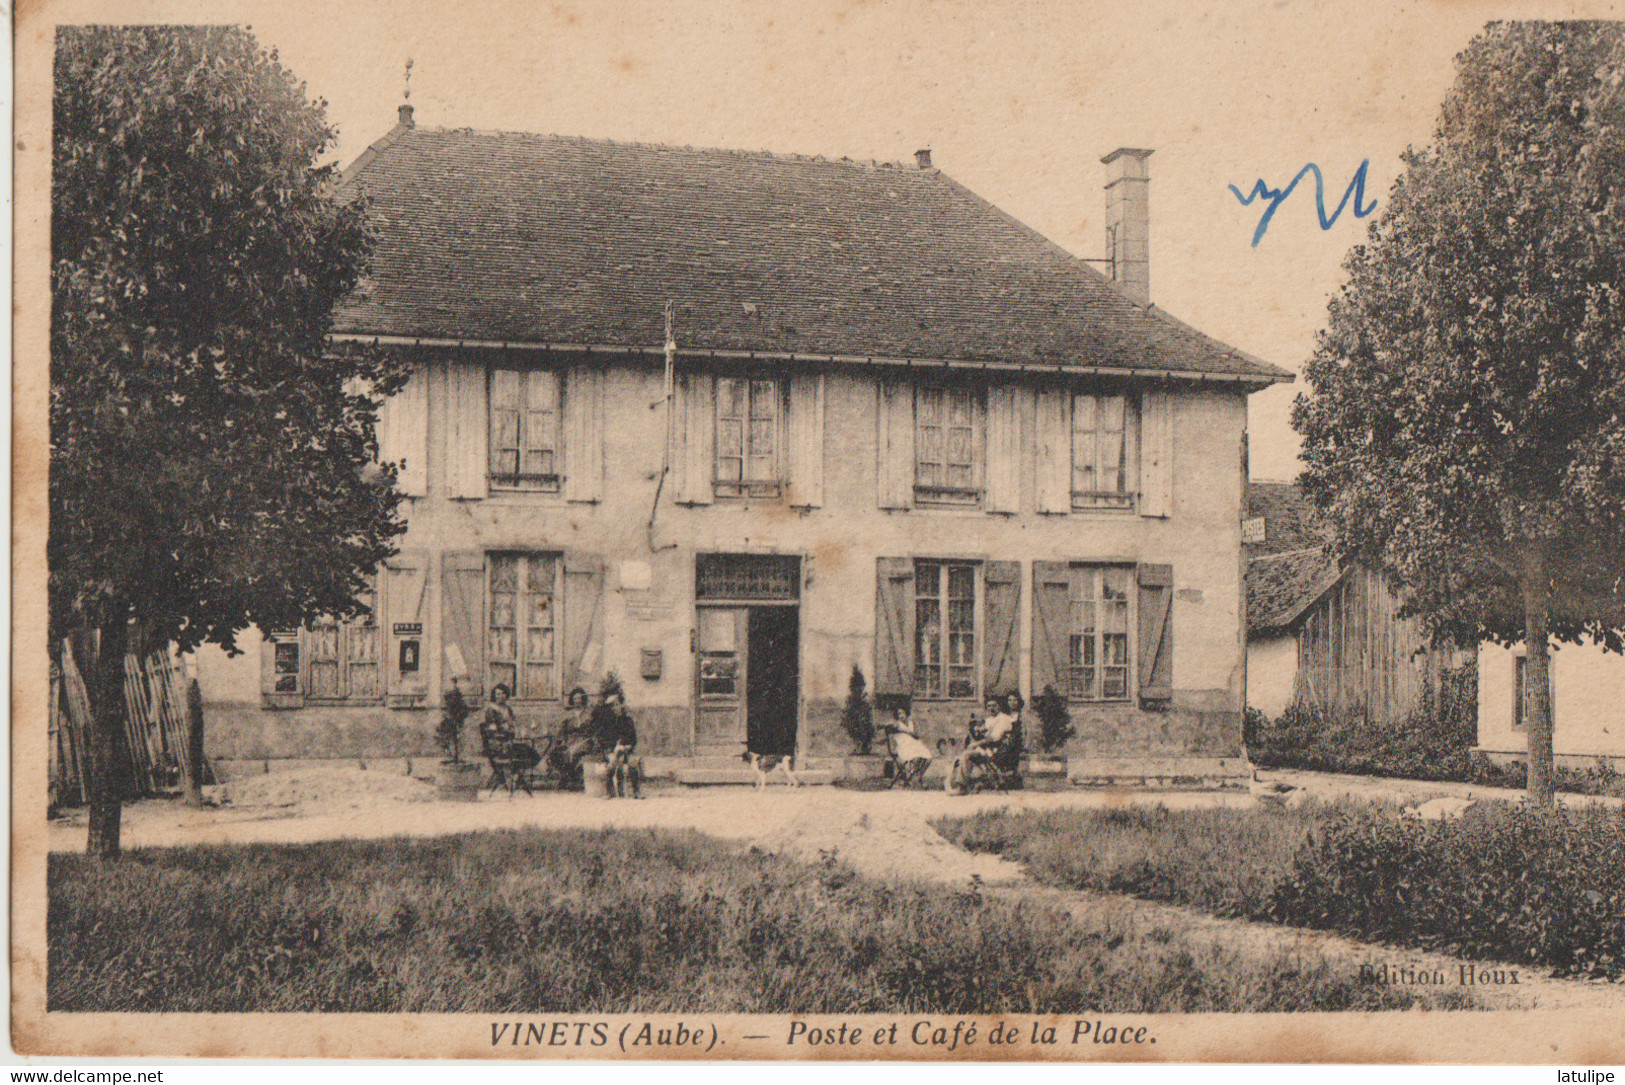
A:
[435, 759, 484, 801]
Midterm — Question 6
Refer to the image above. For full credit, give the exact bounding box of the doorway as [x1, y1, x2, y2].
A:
[693, 554, 802, 758]
[694, 603, 800, 757]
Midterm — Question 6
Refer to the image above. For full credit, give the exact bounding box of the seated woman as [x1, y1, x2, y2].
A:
[550, 686, 594, 784]
[881, 703, 933, 787]
[593, 689, 642, 799]
[482, 683, 542, 776]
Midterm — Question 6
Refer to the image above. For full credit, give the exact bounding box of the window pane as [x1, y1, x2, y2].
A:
[917, 386, 942, 425]
[491, 369, 521, 408]
[948, 564, 974, 601]
[719, 418, 743, 457]
[916, 599, 942, 664]
[750, 381, 776, 418]
[718, 378, 744, 419]
[491, 555, 519, 592]
[527, 555, 555, 595]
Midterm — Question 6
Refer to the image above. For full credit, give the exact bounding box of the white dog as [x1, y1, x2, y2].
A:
[745, 751, 801, 790]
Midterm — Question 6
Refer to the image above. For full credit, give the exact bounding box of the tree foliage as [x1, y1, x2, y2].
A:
[1293, 22, 1625, 801]
[51, 26, 406, 854]
[51, 25, 406, 655]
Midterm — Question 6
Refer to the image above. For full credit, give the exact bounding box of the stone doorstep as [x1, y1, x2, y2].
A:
[1066, 756, 1250, 791]
[669, 767, 837, 787]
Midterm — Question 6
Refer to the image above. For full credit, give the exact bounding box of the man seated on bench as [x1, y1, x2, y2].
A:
[593, 689, 642, 799]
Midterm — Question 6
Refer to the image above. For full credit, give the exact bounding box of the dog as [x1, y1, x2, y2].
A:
[743, 750, 801, 790]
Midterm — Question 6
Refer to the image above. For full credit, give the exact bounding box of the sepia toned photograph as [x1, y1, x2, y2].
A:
[12, 0, 1625, 1064]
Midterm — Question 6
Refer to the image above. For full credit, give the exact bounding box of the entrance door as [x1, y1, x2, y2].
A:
[696, 607, 747, 754]
[747, 607, 799, 756]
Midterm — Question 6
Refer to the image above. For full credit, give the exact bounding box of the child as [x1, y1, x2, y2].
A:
[882, 704, 932, 787]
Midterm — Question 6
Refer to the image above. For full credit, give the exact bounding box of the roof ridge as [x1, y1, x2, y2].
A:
[397, 123, 930, 173]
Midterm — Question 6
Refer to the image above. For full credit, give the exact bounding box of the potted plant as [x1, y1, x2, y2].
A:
[434, 677, 483, 800]
[1025, 684, 1073, 784]
[838, 665, 885, 782]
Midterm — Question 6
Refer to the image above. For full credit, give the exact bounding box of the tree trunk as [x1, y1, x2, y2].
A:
[1521, 551, 1556, 807]
[183, 677, 206, 807]
[81, 619, 130, 859]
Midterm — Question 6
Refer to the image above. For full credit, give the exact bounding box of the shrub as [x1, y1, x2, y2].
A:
[840, 665, 874, 755]
[1270, 802, 1625, 979]
[1031, 685, 1075, 754]
[942, 802, 1625, 981]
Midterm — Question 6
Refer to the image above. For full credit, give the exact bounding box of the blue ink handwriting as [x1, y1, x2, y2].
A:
[1228, 160, 1378, 246]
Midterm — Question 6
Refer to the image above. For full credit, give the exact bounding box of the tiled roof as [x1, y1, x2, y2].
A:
[1247, 546, 1342, 639]
[333, 125, 1292, 383]
[1246, 479, 1333, 557]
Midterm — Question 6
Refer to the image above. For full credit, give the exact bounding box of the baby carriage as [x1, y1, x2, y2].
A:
[944, 713, 1023, 795]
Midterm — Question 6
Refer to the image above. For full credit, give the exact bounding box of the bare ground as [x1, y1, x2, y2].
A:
[44, 764, 1625, 1012]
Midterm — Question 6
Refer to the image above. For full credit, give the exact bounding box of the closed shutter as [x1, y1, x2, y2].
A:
[986, 386, 1021, 513]
[675, 370, 714, 505]
[1137, 563, 1174, 702]
[385, 551, 430, 699]
[874, 557, 916, 695]
[562, 553, 606, 699]
[441, 550, 486, 698]
[1031, 561, 1072, 698]
[876, 380, 914, 510]
[982, 560, 1021, 697]
[379, 359, 428, 497]
[786, 373, 825, 507]
[1140, 391, 1172, 518]
[564, 365, 605, 503]
[1035, 387, 1071, 514]
[446, 360, 489, 499]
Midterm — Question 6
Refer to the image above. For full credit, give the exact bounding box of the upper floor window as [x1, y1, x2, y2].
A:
[1073, 393, 1133, 509]
[915, 385, 982, 506]
[488, 552, 558, 700]
[1069, 566, 1132, 701]
[715, 377, 782, 499]
[489, 368, 561, 491]
[915, 559, 978, 699]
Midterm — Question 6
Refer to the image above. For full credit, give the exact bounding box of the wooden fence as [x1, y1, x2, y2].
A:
[50, 642, 214, 805]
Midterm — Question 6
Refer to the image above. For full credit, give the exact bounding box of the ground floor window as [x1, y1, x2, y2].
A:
[915, 560, 978, 699]
[1068, 566, 1132, 701]
[488, 552, 558, 700]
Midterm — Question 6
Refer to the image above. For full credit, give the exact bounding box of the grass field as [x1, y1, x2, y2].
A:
[935, 801, 1625, 980]
[49, 825, 1474, 1013]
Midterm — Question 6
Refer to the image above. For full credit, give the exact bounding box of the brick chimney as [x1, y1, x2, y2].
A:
[915, 148, 932, 170]
[398, 102, 415, 128]
[1102, 147, 1153, 305]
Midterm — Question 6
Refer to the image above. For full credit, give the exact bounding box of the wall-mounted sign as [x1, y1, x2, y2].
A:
[393, 622, 423, 636]
[1241, 517, 1267, 544]
[398, 639, 420, 674]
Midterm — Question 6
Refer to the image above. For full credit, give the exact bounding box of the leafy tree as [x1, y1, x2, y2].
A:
[1293, 22, 1625, 804]
[51, 26, 406, 856]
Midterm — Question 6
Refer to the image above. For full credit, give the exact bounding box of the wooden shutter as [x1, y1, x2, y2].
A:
[675, 370, 715, 505]
[441, 550, 486, 698]
[379, 359, 428, 497]
[876, 380, 915, 510]
[874, 557, 916, 695]
[562, 553, 606, 699]
[1140, 390, 1172, 518]
[982, 560, 1021, 697]
[1031, 561, 1072, 698]
[786, 373, 825, 507]
[446, 360, 489, 499]
[1035, 387, 1071, 514]
[564, 364, 605, 503]
[384, 551, 429, 699]
[1138, 563, 1174, 702]
[986, 385, 1021, 513]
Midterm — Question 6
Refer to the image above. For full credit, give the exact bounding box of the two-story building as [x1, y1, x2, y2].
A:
[191, 106, 1292, 780]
